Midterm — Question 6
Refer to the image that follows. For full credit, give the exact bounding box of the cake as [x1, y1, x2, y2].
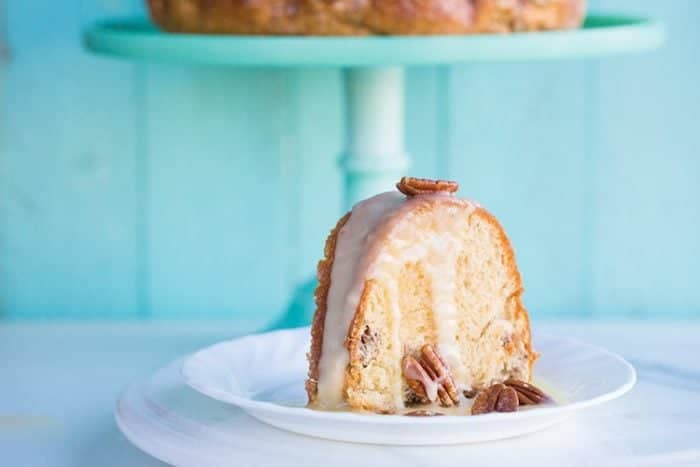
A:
[306, 177, 539, 414]
[147, 0, 586, 36]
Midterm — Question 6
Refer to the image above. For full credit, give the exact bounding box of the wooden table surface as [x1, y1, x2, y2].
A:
[2, 320, 699, 467]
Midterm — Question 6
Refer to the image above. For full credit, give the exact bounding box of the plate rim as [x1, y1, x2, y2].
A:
[181, 328, 637, 425]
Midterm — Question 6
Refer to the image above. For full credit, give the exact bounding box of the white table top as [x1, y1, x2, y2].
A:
[2, 320, 699, 467]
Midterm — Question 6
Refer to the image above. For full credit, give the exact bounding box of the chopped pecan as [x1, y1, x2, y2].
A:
[358, 325, 379, 368]
[396, 177, 459, 197]
[402, 344, 460, 407]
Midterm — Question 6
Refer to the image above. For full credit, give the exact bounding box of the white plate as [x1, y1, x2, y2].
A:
[181, 327, 635, 445]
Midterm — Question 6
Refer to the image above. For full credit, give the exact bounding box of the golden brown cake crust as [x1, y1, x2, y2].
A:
[475, 204, 536, 375]
[147, 0, 586, 36]
[306, 211, 351, 404]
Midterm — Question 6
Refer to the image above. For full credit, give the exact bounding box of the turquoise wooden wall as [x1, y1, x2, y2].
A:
[1, 1, 698, 322]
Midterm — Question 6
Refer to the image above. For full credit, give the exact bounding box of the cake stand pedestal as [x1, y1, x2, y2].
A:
[84, 15, 663, 327]
[341, 67, 410, 205]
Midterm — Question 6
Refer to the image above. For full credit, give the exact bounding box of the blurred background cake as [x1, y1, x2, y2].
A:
[147, 0, 586, 35]
[307, 178, 536, 413]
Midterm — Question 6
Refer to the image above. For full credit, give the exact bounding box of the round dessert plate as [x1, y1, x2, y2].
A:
[181, 327, 635, 445]
[84, 14, 664, 66]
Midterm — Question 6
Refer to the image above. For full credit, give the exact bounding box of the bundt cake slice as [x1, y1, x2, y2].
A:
[306, 177, 537, 414]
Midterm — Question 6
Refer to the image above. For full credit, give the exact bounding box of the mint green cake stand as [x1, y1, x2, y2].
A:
[85, 15, 662, 66]
[84, 14, 663, 328]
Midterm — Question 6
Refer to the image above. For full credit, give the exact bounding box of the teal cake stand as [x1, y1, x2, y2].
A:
[84, 14, 663, 328]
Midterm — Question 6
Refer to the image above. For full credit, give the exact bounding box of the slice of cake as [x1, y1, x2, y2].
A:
[306, 177, 538, 414]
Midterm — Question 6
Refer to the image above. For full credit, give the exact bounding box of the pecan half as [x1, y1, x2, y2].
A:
[396, 177, 459, 197]
[495, 386, 519, 413]
[471, 383, 506, 415]
[504, 379, 553, 405]
[402, 344, 460, 407]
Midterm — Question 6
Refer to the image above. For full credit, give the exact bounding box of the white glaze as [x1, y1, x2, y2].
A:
[368, 197, 472, 405]
[315, 191, 406, 408]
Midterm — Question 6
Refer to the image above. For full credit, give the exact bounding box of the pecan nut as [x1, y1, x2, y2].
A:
[471, 383, 506, 415]
[402, 344, 460, 407]
[396, 177, 459, 197]
[471, 379, 552, 415]
[495, 386, 519, 413]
